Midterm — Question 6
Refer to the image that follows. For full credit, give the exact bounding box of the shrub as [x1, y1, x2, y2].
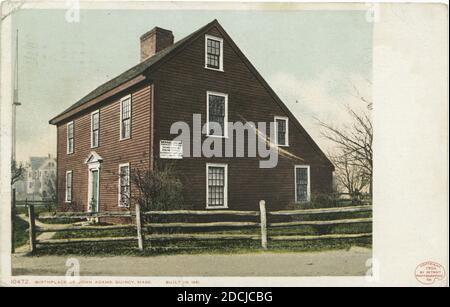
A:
[131, 164, 184, 214]
[291, 193, 338, 209]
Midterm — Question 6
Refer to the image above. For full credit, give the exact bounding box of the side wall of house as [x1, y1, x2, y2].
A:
[56, 83, 152, 212]
[150, 26, 333, 211]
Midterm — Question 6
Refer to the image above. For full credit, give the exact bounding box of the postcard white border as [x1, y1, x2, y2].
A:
[0, 0, 448, 287]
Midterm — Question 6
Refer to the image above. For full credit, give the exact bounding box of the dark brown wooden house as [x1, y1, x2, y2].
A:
[49, 20, 334, 214]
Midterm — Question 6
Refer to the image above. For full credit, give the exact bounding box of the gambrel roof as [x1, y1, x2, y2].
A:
[49, 19, 333, 169]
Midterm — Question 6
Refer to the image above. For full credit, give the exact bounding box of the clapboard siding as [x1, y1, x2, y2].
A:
[54, 22, 333, 214]
[56, 84, 152, 212]
[149, 26, 333, 211]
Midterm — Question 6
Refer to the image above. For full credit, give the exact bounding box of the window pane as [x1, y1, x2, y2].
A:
[119, 165, 130, 206]
[206, 38, 221, 69]
[276, 119, 287, 145]
[296, 168, 309, 202]
[92, 113, 99, 130]
[92, 130, 99, 147]
[121, 166, 129, 185]
[122, 119, 130, 138]
[208, 94, 225, 136]
[208, 166, 225, 207]
[122, 99, 131, 119]
[92, 112, 99, 147]
[68, 139, 73, 153]
[121, 99, 131, 139]
[67, 123, 74, 153]
[66, 173, 72, 201]
[67, 124, 73, 138]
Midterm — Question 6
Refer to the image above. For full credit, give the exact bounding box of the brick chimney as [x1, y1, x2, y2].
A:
[140, 27, 174, 62]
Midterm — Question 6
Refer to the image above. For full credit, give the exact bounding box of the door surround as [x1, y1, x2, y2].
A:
[85, 152, 103, 212]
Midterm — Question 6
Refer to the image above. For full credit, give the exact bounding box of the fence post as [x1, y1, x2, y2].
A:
[28, 204, 36, 254]
[135, 203, 144, 251]
[259, 200, 267, 249]
[11, 188, 16, 254]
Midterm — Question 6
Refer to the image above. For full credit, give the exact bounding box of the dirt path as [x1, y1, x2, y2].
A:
[12, 247, 371, 276]
[15, 215, 58, 253]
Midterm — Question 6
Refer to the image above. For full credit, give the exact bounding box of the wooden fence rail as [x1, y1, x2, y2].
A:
[269, 205, 372, 216]
[39, 212, 134, 219]
[27, 201, 372, 253]
[15, 200, 56, 209]
[143, 210, 259, 216]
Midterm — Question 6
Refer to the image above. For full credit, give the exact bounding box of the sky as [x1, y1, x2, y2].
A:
[12, 8, 373, 163]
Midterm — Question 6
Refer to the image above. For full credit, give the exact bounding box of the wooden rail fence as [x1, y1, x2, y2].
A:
[27, 201, 372, 253]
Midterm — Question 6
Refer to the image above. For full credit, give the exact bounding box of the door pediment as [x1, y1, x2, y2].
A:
[85, 151, 103, 164]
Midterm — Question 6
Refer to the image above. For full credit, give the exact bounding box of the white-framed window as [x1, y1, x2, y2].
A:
[120, 95, 132, 140]
[118, 163, 130, 207]
[274, 116, 289, 146]
[206, 163, 228, 209]
[206, 91, 228, 137]
[65, 170, 73, 203]
[295, 165, 310, 203]
[205, 35, 224, 71]
[67, 121, 74, 154]
[91, 110, 100, 148]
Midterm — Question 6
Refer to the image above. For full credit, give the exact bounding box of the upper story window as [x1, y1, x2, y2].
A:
[120, 95, 132, 140]
[274, 116, 289, 146]
[91, 110, 99, 148]
[207, 91, 228, 137]
[205, 35, 223, 71]
[67, 121, 74, 154]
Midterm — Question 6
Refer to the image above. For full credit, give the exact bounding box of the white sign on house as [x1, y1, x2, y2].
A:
[160, 140, 183, 159]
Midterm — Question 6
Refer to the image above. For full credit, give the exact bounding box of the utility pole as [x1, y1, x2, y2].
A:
[12, 30, 21, 254]
[12, 29, 21, 162]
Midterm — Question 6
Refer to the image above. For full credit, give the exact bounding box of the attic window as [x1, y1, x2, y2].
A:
[205, 35, 223, 71]
[274, 116, 289, 146]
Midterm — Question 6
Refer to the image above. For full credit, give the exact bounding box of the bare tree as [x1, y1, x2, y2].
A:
[319, 93, 373, 196]
[121, 164, 183, 221]
[331, 154, 370, 199]
[11, 160, 25, 186]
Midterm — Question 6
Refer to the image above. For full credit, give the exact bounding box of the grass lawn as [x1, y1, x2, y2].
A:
[34, 210, 372, 256]
[13, 215, 29, 249]
[35, 237, 371, 257]
[15, 204, 56, 216]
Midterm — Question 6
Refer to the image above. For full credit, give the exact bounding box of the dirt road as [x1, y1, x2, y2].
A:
[12, 247, 371, 276]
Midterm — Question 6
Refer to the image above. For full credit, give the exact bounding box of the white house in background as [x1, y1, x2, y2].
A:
[15, 155, 57, 201]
